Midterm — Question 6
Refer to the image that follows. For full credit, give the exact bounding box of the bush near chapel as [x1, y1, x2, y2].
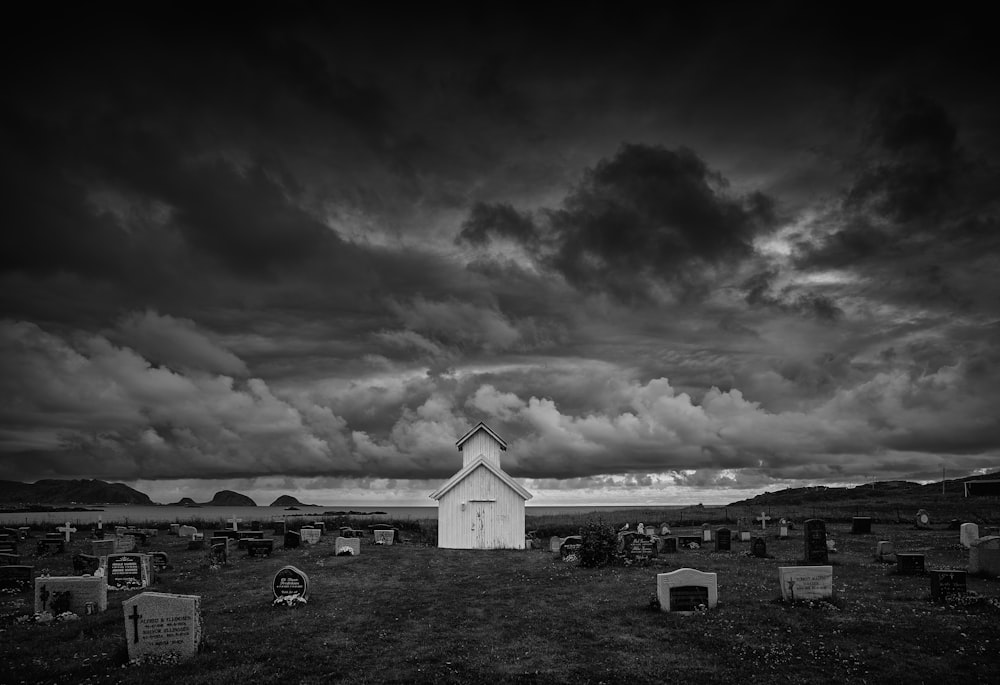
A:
[577, 518, 619, 567]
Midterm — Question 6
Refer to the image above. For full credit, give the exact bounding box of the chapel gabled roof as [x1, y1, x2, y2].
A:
[455, 421, 507, 451]
[428, 455, 532, 501]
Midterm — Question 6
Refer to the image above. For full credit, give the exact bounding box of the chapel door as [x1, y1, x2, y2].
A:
[470, 502, 494, 549]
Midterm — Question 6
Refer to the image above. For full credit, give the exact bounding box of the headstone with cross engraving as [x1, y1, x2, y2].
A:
[34, 575, 107, 614]
[123, 592, 203, 662]
[779, 566, 833, 602]
[229, 515, 243, 532]
[56, 522, 77, 542]
[756, 512, 771, 532]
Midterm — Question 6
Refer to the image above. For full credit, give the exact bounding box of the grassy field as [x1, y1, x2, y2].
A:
[2, 521, 999, 684]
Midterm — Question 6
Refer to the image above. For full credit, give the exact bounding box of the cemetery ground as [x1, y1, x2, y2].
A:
[2, 524, 999, 685]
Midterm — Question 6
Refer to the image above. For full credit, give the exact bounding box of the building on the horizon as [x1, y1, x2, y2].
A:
[429, 421, 532, 549]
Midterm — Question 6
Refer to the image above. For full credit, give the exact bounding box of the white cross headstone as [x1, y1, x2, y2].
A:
[57, 521, 78, 542]
[756, 512, 771, 531]
[229, 516, 242, 531]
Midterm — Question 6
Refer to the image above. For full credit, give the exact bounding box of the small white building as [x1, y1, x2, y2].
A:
[430, 422, 532, 549]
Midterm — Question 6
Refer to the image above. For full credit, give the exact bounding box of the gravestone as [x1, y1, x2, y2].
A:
[169, 524, 181, 535]
[115, 534, 136, 553]
[187, 538, 206, 551]
[272, 519, 286, 536]
[549, 536, 563, 553]
[915, 509, 931, 530]
[335, 537, 361, 556]
[701, 524, 712, 543]
[896, 552, 926, 575]
[34, 576, 107, 614]
[92, 539, 115, 558]
[0, 565, 33, 593]
[106, 553, 154, 591]
[960, 523, 980, 548]
[36, 538, 66, 555]
[123, 592, 203, 662]
[628, 538, 655, 565]
[678, 535, 701, 548]
[284, 531, 301, 549]
[851, 517, 872, 534]
[778, 522, 789, 540]
[149, 551, 169, 573]
[968, 536, 1000, 576]
[740, 530, 752, 542]
[559, 536, 583, 560]
[228, 515, 242, 531]
[929, 569, 967, 602]
[300, 528, 321, 545]
[751, 537, 767, 558]
[209, 543, 227, 566]
[656, 568, 718, 613]
[245, 539, 274, 558]
[779, 566, 833, 601]
[72, 553, 101, 576]
[56, 522, 78, 542]
[756, 511, 771, 532]
[272, 565, 310, 601]
[658, 537, 677, 554]
[875, 540, 895, 562]
[178, 525, 197, 538]
[374, 529, 395, 545]
[715, 528, 731, 551]
[803, 519, 828, 564]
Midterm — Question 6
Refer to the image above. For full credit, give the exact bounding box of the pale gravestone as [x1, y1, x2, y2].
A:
[115, 535, 137, 553]
[960, 523, 980, 549]
[35, 576, 107, 614]
[701, 524, 712, 543]
[803, 519, 828, 564]
[56, 522, 77, 542]
[756, 512, 771, 532]
[374, 529, 395, 545]
[549, 536, 563, 553]
[229, 515, 243, 531]
[779, 566, 833, 601]
[778, 520, 789, 540]
[273, 565, 310, 602]
[300, 528, 321, 545]
[105, 553, 153, 591]
[656, 568, 718, 613]
[123, 592, 203, 662]
[335, 537, 361, 556]
[178, 525, 197, 538]
[968, 536, 1000, 576]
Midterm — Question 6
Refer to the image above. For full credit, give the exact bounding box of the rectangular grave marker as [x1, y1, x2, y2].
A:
[373, 529, 395, 545]
[960, 523, 980, 548]
[300, 528, 321, 545]
[968, 536, 1000, 576]
[929, 569, 967, 602]
[335, 536, 361, 556]
[656, 568, 718, 613]
[245, 539, 274, 558]
[123, 592, 203, 662]
[715, 528, 731, 551]
[35, 575, 107, 614]
[803, 519, 828, 564]
[875, 540, 895, 562]
[105, 553, 153, 591]
[779, 566, 833, 602]
[628, 538, 655, 564]
[896, 552, 926, 575]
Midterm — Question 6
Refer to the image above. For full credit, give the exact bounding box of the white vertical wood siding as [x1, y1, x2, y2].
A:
[460, 431, 503, 469]
[438, 465, 525, 549]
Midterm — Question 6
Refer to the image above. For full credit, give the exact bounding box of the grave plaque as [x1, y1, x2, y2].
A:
[374, 529, 395, 545]
[701, 524, 712, 542]
[960, 523, 979, 548]
[335, 537, 361, 556]
[751, 537, 767, 558]
[272, 565, 309, 600]
[896, 552, 926, 575]
[629, 538, 655, 564]
[715, 528, 731, 551]
[779, 566, 833, 601]
[656, 568, 718, 613]
[73, 553, 101, 576]
[803, 519, 828, 564]
[929, 569, 967, 602]
[123, 592, 202, 662]
[284, 530, 301, 548]
[34, 575, 108, 614]
[0, 565, 33, 593]
[115, 535, 136, 553]
[300, 528, 321, 545]
[106, 553, 153, 590]
[245, 539, 274, 557]
[851, 517, 872, 534]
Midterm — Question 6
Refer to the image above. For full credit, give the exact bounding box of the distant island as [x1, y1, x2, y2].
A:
[167, 490, 257, 507]
[270, 494, 315, 507]
[0, 479, 153, 506]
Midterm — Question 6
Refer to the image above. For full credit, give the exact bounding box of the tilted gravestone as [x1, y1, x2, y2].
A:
[929, 569, 967, 602]
[960, 523, 980, 549]
[896, 553, 926, 575]
[715, 528, 731, 552]
[208, 542, 228, 566]
[273, 565, 310, 602]
[0, 565, 33, 593]
[656, 568, 718, 613]
[105, 553, 154, 591]
[335, 537, 361, 556]
[123, 592, 203, 662]
[35, 576, 107, 615]
[803, 519, 828, 564]
[779, 566, 833, 602]
[851, 517, 872, 534]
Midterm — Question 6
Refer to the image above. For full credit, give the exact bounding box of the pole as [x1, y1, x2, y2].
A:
[942, 466, 946, 495]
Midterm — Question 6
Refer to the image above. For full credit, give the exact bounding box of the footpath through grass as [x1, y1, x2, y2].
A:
[2, 523, 999, 684]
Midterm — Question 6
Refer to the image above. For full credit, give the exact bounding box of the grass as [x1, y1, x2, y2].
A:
[2, 522, 999, 684]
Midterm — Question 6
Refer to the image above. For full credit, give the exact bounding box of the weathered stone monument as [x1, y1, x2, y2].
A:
[779, 566, 833, 602]
[300, 527, 321, 545]
[123, 592, 203, 662]
[915, 509, 932, 530]
[875, 540, 895, 562]
[656, 568, 718, 613]
[960, 523, 980, 549]
[968, 535, 1000, 576]
[105, 553, 153, 591]
[35, 576, 107, 614]
[335, 537, 361, 556]
[374, 529, 395, 545]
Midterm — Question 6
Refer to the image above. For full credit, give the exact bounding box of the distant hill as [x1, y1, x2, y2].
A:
[270, 495, 304, 507]
[167, 497, 199, 506]
[0, 479, 153, 505]
[206, 490, 256, 506]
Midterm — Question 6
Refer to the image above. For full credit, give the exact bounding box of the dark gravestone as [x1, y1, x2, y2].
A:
[660, 537, 678, 554]
[929, 569, 967, 602]
[284, 531, 301, 549]
[896, 553, 926, 575]
[209, 543, 228, 566]
[678, 535, 701, 548]
[106, 554, 147, 590]
[669, 585, 710, 612]
[0, 552, 20, 566]
[715, 528, 731, 552]
[72, 553, 101, 576]
[560, 536, 583, 559]
[0, 565, 34, 593]
[751, 537, 767, 558]
[851, 517, 872, 534]
[273, 521, 286, 536]
[149, 551, 169, 573]
[214, 530, 239, 540]
[273, 565, 309, 601]
[246, 539, 274, 558]
[36, 539, 66, 555]
[803, 519, 828, 564]
[628, 538, 655, 565]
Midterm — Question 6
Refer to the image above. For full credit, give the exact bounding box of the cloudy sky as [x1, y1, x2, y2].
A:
[2, 4, 998, 506]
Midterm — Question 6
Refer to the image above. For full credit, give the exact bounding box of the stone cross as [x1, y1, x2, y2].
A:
[229, 516, 242, 531]
[57, 522, 78, 542]
[756, 512, 771, 531]
[129, 604, 142, 643]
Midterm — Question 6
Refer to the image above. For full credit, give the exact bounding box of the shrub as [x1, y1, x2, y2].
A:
[577, 518, 619, 568]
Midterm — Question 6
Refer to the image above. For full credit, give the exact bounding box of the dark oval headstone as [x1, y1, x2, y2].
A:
[273, 565, 309, 600]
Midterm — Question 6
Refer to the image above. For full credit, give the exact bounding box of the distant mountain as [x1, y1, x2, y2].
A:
[168, 497, 199, 506]
[0, 479, 153, 505]
[270, 495, 303, 507]
[206, 490, 256, 506]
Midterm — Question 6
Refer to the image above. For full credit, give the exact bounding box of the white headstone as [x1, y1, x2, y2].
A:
[335, 536, 361, 556]
[229, 515, 242, 531]
[300, 528, 321, 545]
[178, 525, 197, 538]
[123, 592, 202, 662]
[656, 568, 718, 613]
[374, 529, 395, 545]
[960, 523, 980, 548]
[756, 512, 771, 531]
[779, 566, 833, 601]
[56, 522, 78, 542]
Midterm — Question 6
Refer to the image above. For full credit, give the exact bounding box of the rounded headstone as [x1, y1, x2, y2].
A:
[272, 565, 310, 600]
